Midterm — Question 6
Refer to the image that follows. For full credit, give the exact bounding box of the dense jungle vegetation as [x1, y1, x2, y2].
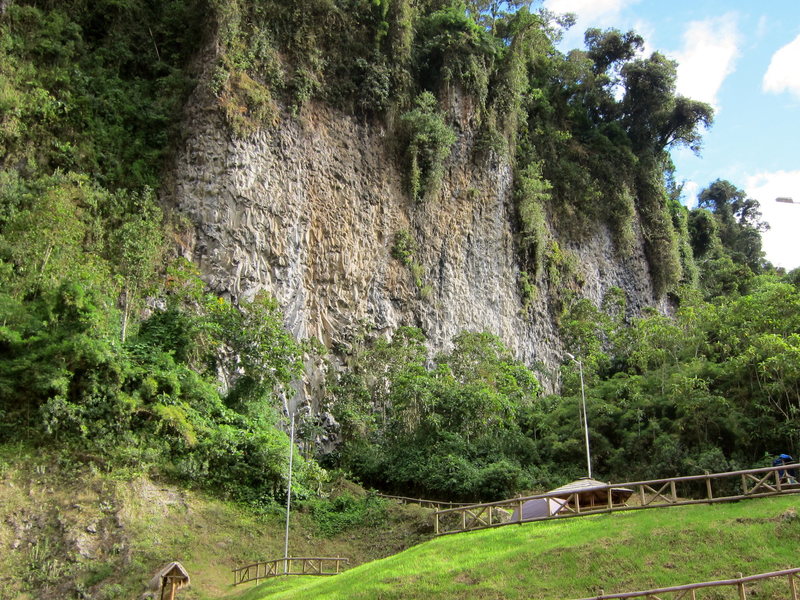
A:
[0, 0, 797, 518]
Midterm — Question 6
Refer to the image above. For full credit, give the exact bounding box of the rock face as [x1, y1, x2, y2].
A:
[167, 87, 661, 395]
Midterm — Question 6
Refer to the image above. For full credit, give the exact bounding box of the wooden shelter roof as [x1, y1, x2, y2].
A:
[147, 561, 190, 592]
[549, 477, 634, 504]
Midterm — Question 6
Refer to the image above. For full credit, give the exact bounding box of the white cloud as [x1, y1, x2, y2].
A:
[681, 180, 700, 209]
[745, 170, 800, 270]
[763, 35, 800, 100]
[543, 0, 641, 51]
[543, 0, 635, 23]
[673, 15, 741, 108]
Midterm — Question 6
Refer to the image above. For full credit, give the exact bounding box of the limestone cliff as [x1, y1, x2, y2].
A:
[167, 84, 662, 395]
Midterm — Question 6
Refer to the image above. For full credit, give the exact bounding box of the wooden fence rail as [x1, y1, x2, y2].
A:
[232, 557, 349, 586]
[573, 567, 800, 600]
[435, 463, 800, 536]
[376, 493, 472, 510]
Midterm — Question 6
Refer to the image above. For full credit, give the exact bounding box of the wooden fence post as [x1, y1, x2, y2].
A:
[790, 573, 798, 600]
[670, 480, 677, 503]
[705, 477, 713, 502]
[738, 573, 746, 600]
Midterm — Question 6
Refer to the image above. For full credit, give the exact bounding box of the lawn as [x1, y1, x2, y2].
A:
[227, 495, 800, 600]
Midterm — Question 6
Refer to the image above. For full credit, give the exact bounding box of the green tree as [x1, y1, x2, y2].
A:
[696, 179, 769, 273]
[621, 52, 713, 155]
[106, 189, 164, 342]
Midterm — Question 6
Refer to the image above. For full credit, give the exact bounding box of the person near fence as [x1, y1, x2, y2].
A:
[772, 453, 798, 484]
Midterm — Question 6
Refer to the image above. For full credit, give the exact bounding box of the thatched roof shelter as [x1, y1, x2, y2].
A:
[549, 477, 633, 508]
[511, 478, 633, 522]
[145, 562, 190, 600]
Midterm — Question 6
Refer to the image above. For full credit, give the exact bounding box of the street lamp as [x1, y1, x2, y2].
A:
[283, 410, 296, 574]
[565, 352, 592, 479]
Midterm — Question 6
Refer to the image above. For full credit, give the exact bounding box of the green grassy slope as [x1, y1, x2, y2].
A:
[231, 496, 800, 600]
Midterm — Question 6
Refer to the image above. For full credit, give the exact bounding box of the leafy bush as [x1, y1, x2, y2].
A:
[415, 5, 499, 107]
[305, 492, 388, 537]
[398, 91, 456, 202]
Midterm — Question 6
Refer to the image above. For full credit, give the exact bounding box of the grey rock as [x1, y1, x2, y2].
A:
[166, 80, 661, 407]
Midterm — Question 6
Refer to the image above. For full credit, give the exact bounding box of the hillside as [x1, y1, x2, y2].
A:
[230, 495, 800, 600]
[0, 445, 432, 600]
[1, 3, 798, 599]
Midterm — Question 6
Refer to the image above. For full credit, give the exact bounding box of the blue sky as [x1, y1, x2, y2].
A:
[542, 0, 800, 269]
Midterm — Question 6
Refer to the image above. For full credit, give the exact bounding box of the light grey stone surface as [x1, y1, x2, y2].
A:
[167, 85, 661, 399]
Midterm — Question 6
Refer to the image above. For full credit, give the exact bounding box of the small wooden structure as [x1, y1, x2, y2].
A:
[146, 562, 190, 600]
[549, 477, 634, 510]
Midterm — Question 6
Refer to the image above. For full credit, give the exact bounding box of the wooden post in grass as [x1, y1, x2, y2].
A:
[790, 572, 798, 600]
[705, 477, 713, 502]
[738, 573, 746, 600]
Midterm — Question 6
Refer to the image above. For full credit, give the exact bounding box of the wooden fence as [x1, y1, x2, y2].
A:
[435, 463, 800, 535]
[573, 567, 800, 600]
[232, 557, 349, 586]
[376, 493, 471, 511]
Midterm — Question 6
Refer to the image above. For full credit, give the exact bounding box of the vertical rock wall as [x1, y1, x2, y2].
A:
[167, 91, 661, 395]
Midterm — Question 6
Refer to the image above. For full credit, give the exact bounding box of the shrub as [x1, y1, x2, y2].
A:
[305, 492, 388, 537]
[398, 92, 456, 202]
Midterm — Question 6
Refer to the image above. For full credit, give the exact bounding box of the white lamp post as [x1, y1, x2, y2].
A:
[565, 352, 592, 479]
[283, 411, 296, 574]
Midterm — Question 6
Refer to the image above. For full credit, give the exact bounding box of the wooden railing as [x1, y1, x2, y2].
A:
[435, 463, 800, 536]
[573, 567, 800, 600]
[232, 556, 349, 586]
[376, 493, 471, 510]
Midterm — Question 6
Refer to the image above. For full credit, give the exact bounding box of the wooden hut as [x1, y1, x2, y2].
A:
[549, 477, 633, 509]
[145, 562, 190, 600]
[511, 478, 633, 522]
